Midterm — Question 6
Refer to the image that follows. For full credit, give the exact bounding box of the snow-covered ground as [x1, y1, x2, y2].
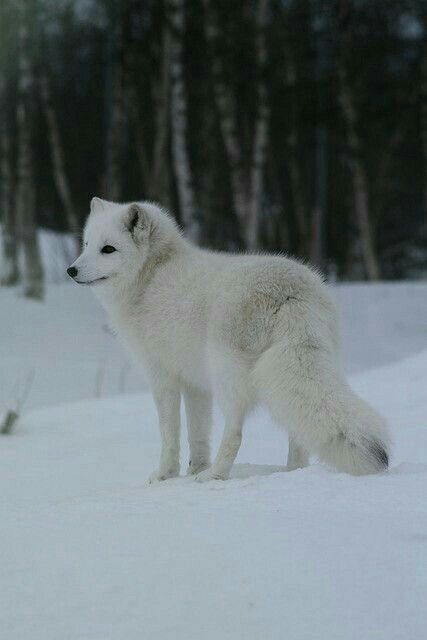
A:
[1, 282, 426, 639]
[0, 285, 146, 412]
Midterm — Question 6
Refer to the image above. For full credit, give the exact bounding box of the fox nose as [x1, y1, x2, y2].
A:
[67, 266, 78, 278]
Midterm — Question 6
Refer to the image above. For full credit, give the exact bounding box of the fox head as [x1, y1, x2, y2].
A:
[67, 198, 181, 288]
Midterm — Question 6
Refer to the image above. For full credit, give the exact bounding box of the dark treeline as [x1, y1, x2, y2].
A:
[1, 0, 426, 299]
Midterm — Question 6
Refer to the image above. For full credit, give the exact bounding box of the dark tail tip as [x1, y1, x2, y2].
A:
[369, 438, 389, 470]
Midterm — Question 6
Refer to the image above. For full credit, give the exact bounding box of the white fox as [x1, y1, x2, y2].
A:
[68, 198, 390, 482]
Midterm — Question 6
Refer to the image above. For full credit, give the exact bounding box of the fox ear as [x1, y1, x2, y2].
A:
[90, 197, 106, 212]
[125, 203, 150, 239]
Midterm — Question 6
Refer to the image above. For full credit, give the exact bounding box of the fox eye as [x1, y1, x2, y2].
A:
[101, 245, 116, 254]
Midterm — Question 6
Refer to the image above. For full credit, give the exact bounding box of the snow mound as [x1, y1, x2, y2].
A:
[1, 351, 426, 639]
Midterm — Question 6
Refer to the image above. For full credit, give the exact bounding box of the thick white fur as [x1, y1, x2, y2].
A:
[69, 199, 390, 482]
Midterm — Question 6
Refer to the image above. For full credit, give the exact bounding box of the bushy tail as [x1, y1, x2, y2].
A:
[315, 392, 390, 475]
[253, 340, 390, 475]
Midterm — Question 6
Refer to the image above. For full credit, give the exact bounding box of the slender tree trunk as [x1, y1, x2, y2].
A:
[287, 134, 308, 255]
[167, 0, 202, 243]
[152, 24, 172, 208]
[39, 70, 80, 254]
[203, 0, 248, 234]
[122, 1, 149, 197]
[16, 0, 44, 300]
[0, 74, 19, 285]
[246, 0, 270, 251]
[125, 81, 152, 195]
[310, 125, 327, 270]
[374, 121, 406, 226]
[198, 97, 220, 248]
[339, 64, 380, 280]
[105, 11, 125, 202]
[338, 0, 381, 281]
[281, 16, 310, 258]
[421, 29, 427, 221]
[310, 21, 328, 271]
[122, 1, 171, 206]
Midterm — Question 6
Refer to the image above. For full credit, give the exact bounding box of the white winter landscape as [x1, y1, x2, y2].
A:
[1, 282, 426, 640]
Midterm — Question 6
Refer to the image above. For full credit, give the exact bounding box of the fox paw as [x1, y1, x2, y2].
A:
[187, 460, 210, 476]
[148, 467, 179, 484]
[195, 467, 227, 483]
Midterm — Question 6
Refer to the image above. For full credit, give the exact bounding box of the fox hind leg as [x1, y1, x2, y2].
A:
[286, 437, 310, 471]
[196, 348, 252, 482]
[254, 342, 389, 476]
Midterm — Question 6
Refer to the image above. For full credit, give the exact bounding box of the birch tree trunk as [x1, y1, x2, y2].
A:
[204, 0, 270, 249]
[16, 0, 44, 300]
[0, 73, 19, 285]
[39, 70, 80, 254]
[167, 0, 202, 243]
[338, 0, 381, 281]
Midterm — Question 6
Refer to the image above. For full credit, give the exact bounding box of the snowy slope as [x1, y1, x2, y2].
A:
[1, 352, 426, 640]
[1, 281, 427, 411]
[0, 285, 146, 411]
[334, 281, 427, 373]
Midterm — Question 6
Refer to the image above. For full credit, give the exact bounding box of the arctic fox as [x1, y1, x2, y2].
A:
[68, 198, 389, 482]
